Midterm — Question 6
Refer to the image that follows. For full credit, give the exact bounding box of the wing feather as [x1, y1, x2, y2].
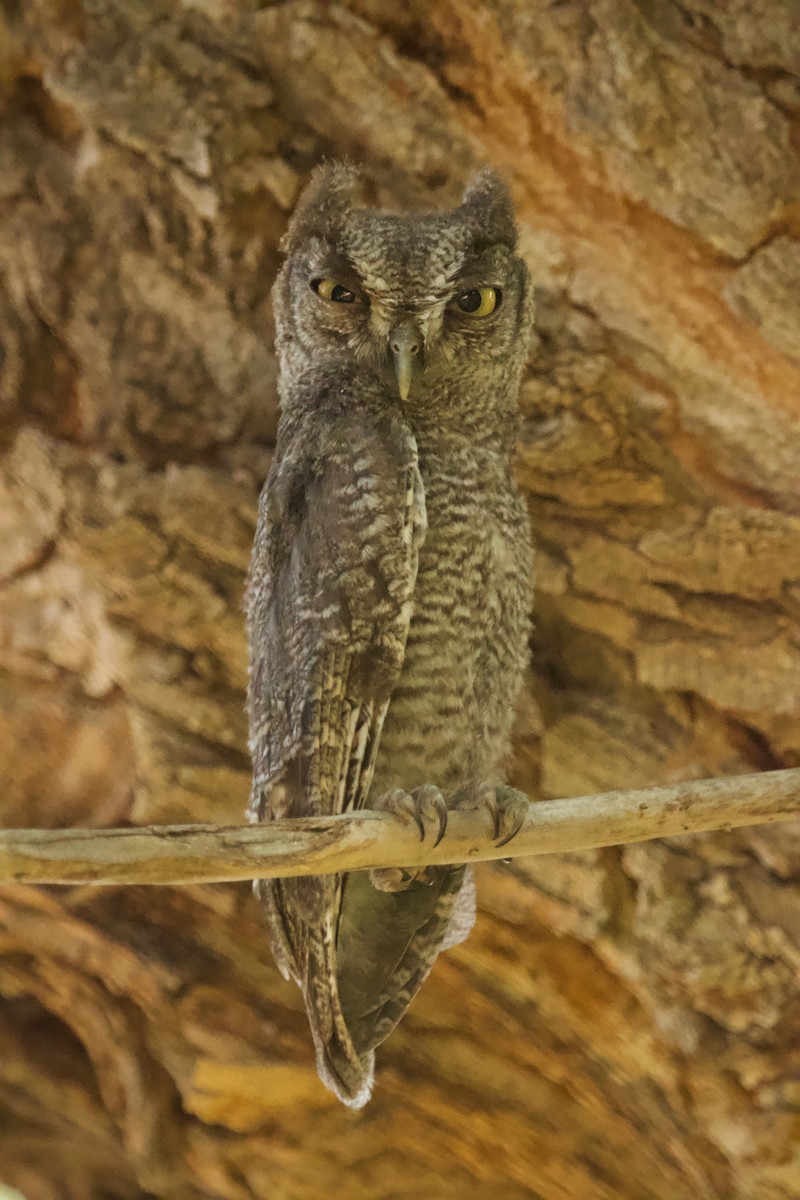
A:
[246, 397, 424, 1105]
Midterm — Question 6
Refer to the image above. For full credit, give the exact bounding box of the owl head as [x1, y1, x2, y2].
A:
[273, 163, 533, 427]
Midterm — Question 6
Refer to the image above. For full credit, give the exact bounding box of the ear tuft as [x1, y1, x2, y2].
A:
[459, 168, 518, 249]
[282, 161, 362, 252]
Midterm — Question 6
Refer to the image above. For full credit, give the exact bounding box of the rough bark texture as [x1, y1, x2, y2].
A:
[1, 3, 799, 1197]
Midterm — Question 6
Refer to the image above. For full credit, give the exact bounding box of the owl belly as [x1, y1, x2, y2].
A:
[370, 486, 530, 800]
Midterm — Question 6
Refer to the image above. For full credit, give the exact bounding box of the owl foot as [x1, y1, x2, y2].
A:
[452, 783, 530, 848]
[369, 785, 447, 893]
[368, 866, 418, 892]
[374, 785, 448, 844]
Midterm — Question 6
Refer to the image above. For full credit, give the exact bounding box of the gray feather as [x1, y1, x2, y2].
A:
[246, 164, 534, 1106]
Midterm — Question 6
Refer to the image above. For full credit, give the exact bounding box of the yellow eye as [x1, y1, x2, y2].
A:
[312, 278, 358, 303]
[455, 286, 501, 316]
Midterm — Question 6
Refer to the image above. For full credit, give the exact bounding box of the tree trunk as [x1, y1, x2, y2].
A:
[1, 3, 799, 1197]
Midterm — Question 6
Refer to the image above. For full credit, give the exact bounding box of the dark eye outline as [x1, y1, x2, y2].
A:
[311, 278, 362, 305]
[452, 286, 503, 317]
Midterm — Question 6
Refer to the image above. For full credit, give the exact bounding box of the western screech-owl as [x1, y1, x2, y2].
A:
[246, 164, 534, 1106]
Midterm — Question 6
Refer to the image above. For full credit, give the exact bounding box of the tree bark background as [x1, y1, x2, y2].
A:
[1, 2, 799, 1197]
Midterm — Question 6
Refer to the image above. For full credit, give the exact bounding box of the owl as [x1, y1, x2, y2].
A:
[246, 163, 534, 1107]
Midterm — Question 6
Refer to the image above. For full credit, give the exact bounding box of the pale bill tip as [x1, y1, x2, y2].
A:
[393, 346, 414, 401]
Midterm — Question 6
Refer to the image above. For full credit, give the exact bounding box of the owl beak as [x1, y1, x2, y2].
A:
[389, 324, 422, 401]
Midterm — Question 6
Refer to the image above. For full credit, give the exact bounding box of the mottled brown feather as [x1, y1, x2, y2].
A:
[247, 164, 534, 1106]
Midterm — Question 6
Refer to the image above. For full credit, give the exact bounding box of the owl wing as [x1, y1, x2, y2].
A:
[246, 396, 425, 1107]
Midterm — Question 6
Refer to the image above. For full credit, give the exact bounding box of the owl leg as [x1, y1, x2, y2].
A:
[369, 784, 447, 893]
[451, 783, 530, 848]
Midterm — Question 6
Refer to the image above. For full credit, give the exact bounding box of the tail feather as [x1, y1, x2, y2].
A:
[257, 866, 473, 1107]
[304, 911, 374, 1107]
[257, 875, 375, 1106]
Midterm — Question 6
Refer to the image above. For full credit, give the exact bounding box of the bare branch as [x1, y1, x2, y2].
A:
[0, 770, 797, 887]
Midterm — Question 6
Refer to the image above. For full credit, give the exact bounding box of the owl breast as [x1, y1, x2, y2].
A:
[370, 442, 531, 800]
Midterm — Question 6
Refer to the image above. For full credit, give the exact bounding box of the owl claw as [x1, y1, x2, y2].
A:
[453, 783, 530, 848]
[415, 783, 448, 847]
[369, 785, 448, 892]
[373, 784, 448, 844]
[374, 788, 424, 837]
[494, 788, 529, 847]
[369, 866, 417, 892]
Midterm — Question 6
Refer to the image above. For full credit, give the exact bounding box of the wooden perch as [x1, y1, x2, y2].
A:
[0, 769, 798, 887]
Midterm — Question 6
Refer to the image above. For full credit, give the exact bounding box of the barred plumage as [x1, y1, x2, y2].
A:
[246, 164, 534, 1106]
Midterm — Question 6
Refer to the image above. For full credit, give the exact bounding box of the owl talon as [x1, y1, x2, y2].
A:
[414, 783, 448, 847]
[373, 784, 447, 844]
[494, 787, 529, 847]
[374, 788, 425, 838]
[369, 785, 448, 892]
[453, 782, 500, 839]
[452, 783, 530, 848]
[369, 866, 417, 893]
